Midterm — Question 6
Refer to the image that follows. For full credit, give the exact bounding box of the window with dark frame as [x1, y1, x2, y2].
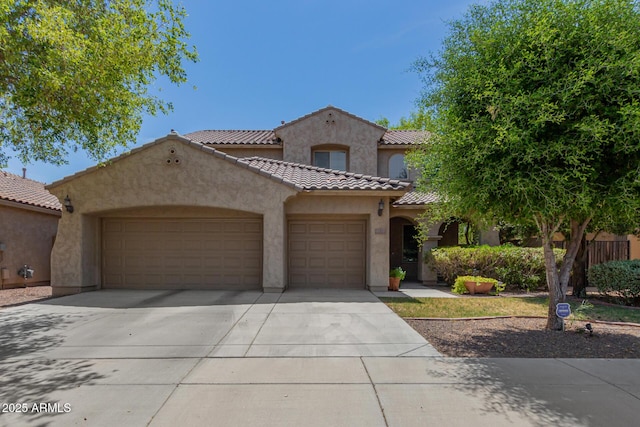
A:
[313, 150, 347, 171]
[389, 154, 408, 179]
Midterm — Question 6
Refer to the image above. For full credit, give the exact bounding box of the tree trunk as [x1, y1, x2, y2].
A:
[558, 219, 591, 296]
[537, 216, 591, 330]
[571, 236, 587, 297]
[541, 235, 564, 330]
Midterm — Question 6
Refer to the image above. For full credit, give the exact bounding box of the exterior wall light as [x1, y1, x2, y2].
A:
[378, 199, 385, 216]
[64, 195, 74, 213]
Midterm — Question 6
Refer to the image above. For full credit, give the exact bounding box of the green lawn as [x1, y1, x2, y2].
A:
[381, 297, 640, 324]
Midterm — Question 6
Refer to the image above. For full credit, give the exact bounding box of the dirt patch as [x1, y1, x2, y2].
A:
[407, 317, 640, 358]
[0, 286, 53, 308]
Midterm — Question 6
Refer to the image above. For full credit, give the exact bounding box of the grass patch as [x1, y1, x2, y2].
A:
[572, 302, 640, 324]
[381, 297, 640, 324]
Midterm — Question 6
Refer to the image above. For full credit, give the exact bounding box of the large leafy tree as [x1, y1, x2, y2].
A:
[0, 0, 198, 166]
[410, 0, 640, 330]
[376, 109, 431, 130]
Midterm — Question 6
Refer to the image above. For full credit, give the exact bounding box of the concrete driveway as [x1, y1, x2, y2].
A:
[2, 289, 639, 427]
[1, 288, 437, 360]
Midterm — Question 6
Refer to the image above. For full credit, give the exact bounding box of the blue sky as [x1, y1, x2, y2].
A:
[5, 0, 484, 183]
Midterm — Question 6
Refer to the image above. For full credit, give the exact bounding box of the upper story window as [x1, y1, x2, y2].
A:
[389, 154, 408, 179]
[312, 146, 348, 171]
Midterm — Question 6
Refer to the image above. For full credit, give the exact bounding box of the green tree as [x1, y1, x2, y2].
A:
[0, 0, 198, 166]
[409, 0, 640, 330]
[376, 109, 431, 130]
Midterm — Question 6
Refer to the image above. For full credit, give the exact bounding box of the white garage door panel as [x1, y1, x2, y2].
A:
[288, 219, 366, 288]
[103, 218, 262, 289]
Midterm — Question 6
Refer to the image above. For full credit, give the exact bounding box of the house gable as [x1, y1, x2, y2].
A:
[47, 133, 300, 214]
[276, 106, 386, 176]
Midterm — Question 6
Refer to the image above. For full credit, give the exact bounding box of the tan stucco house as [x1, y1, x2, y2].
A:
[46, 106, 474, 296]
[0, 170, 61, 289]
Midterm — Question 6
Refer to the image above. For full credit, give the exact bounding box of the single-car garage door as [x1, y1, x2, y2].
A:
[288, 218, 366, 288]
[102, 218, 262, 289]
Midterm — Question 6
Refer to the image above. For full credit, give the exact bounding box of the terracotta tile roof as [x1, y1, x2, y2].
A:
[185, 130, 279, 145]
[0, 171, 62, 211]
[392, 191, 439, 206]
[238, 157, 410, 191]
[185, 128, 427, 147]
[48, 134, 409, 194]
[380, 130, 429, 146]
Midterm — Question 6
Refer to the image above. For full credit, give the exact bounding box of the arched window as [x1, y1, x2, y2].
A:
[389, 154, 408, 179]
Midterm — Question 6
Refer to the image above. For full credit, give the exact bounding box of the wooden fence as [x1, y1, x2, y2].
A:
[587, 240, 630, 267]
[553, 240, 629, 267]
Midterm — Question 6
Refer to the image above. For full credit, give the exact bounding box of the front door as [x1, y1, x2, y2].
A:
[389, 217, 419, 281]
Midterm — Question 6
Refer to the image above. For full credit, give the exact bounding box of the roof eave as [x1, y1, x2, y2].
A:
[0, 198, 62, 216]
[302, 189, 408, 196]
[391, 203, 430, 209]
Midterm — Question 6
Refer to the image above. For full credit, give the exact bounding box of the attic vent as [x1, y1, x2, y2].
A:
[326, 112, 335, 125]
[165, 155, 182, 166]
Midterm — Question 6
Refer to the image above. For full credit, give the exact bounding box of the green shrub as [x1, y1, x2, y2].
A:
[426, 245, 564, 291]
[588, 260, 640, 305]
[452, 275, 499, 295]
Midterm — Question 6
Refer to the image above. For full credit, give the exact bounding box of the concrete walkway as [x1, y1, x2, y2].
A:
[1, 289, 638, 426]
[373, 281, 457, 298]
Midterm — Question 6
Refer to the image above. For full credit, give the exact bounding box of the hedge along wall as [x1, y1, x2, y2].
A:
[587, 259, 640, 305]
[426, 245, 565, 291]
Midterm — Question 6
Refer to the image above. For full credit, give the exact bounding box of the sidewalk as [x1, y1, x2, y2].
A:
[2, 356, 637, 426]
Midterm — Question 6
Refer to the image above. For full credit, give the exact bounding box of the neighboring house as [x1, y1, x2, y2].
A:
[0, 170, 61, 289]
[46, 106, 498, 296]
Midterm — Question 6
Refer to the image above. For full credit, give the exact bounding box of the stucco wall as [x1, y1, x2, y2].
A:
[278, 108, 385, 176]
[286, 194, 392, 291]
[0, 203, 59, 288]
[47, 136, 298, 295]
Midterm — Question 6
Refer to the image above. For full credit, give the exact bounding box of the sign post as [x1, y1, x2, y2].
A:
[556, 303, 571, 331]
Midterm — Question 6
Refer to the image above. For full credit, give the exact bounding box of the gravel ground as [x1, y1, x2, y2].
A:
[407, 317, 640, 358]
[0, 286, 53, 308]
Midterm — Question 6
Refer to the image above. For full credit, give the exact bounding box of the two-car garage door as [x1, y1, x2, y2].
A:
[102, 217, 366, 290]
[288, 219, 366, 288]
[102, 218, 262, 289]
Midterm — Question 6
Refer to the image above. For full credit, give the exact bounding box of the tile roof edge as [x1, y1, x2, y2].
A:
[1, 170, 48, 185]
[0, 196, 62, 213]
[185, 129, 274, 133]
[241, 156, 411, 187]
[235, 157, 304, 191]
